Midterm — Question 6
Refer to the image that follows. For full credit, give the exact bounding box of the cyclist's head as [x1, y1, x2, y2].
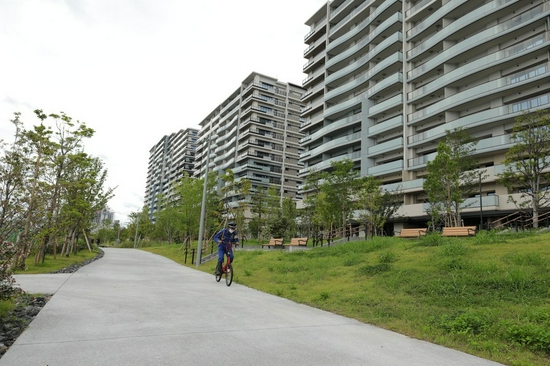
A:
[228, 222, 236, 232]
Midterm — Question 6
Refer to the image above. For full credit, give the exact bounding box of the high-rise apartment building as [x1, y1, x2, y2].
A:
[300, 0, 550, 231]
[193, 72, 305, 215]
[144, 128, 199, 219]
[93, 206, 115, 227]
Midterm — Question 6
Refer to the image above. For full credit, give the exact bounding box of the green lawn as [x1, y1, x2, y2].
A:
[143, 230, 550, 366]
[13, 248, 101, 274]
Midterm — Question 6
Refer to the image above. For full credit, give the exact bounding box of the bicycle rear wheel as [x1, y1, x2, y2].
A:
[225, 264, 233, 286]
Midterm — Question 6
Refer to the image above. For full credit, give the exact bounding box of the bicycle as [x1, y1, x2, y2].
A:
[215, 243, 233, 286]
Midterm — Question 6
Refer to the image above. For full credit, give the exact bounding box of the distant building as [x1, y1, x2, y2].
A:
[144, 128, 199, 220]
[94, 206, 115, 226]
[193, 72, 305, 217]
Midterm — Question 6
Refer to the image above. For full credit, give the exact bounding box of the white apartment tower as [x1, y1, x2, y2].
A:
[144, 128, 199, 219]
[194, 72, 305, 214]
[300, 0, 550, 230]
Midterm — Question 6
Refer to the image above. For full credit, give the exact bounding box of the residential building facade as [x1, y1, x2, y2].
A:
[144, 128, 199, 219]
[193, 72, 305, 216]
[300, 0, 550, 231]
[93, 206, 115, 226]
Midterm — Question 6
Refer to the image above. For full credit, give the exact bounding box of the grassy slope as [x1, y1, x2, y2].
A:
[143, 231, 550, 366]
[13, 249, 100, 274]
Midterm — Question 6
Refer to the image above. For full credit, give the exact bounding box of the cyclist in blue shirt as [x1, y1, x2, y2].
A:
[214, 222, 239, 275]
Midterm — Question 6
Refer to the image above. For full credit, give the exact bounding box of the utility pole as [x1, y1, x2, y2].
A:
[133, 216, 140, 249]
[479, 172, 483, 231]
[196, 134, 212, 267]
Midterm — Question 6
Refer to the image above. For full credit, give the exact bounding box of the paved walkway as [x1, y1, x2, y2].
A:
[3, 248, 504, 366]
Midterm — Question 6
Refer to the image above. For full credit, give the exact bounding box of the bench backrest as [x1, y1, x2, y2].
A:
[290, 237, 308, 245]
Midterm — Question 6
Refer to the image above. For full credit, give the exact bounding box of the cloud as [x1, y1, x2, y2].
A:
[1, 0, 327, 225]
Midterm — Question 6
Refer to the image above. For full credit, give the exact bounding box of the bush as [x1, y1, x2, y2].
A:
[0, 240, 21, 301]
[418, 232, 444, 247]
[506, 323, 550, 354]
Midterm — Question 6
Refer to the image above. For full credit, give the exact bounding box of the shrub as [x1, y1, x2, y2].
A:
[418, 232, 444, 247]
[506, 323, 550, 354]
[440, 310, 491, 336]
[378, 251, 397, 264]
[0, 240, 21, 301]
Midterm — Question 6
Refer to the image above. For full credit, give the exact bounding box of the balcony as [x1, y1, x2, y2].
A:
[368, 94, 403, 118]
[408, 3, 549, 80]
[325, 33, 402, 86]
[303, 132, 362, 161]
[367, 137, 403, 158]
[325, 12, 402, 70]
[368, 115, 403, 138]
[407, 64, 549, 125]
[367, 159, 403, 176]
[407, 0, 511, 60]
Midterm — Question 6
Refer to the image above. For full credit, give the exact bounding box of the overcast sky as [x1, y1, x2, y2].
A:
[0, 0, 327, 225]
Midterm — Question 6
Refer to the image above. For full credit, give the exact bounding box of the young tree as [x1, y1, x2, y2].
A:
[423, 128, 479, 227]
[220, 169, 251, 229]
[0, 113, 31, 247]
[249, 185, 269, 240]
[172, 174, 204, 241]
[357, 176, 403, 237]
[498, 109, 550, 228]
[318, 159, 362, 235]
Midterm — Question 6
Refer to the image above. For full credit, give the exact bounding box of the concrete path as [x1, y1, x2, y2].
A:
[3, 248, 504, 366]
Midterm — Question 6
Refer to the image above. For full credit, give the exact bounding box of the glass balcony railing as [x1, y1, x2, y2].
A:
[383, 178, 424, 193]
[408, 3, 548, 80]
[298, 152, 361, 175]
[328, 0, 396, 50]
[326, 33, 402, 85]
[326, 55, 402, 100]
[408, 33, 549, 101]
[368, 94, 403, 117]
[408, 64, 549, 123]
[305, 132, 362, 160]
[405, 0, 436, 18]
[303, 114, 361, 145]
[367, 160, 404, 176]
[367, 137, 403, 157]
[326, 13, 402, 70]
[407, 0, 513, 59]
[329, 0, 373, 36]
[368, 115, 403, 137]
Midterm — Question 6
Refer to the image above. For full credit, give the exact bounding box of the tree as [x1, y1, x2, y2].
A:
[357, 176, 403, 237]
[220, 169, 250, 231]
[172, 174, 204, 241]
[498, 109, 550, 228]
[318, 159, 362, 235]
[249, 185, 269, 240]
[0, 113, 32, 249]
[423, 128, 479, 227]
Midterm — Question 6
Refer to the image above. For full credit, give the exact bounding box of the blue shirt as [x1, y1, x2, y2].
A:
[214, 228, 239, 246]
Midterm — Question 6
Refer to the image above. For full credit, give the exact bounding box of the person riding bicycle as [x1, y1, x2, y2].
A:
[214, 222, 239, 275]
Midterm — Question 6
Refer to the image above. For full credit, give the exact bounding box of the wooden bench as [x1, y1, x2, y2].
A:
[441, 226, 477, 237]
[283, 237, 309, 247]
[261, 238, 284, 249]
[396, 228, 427, 238]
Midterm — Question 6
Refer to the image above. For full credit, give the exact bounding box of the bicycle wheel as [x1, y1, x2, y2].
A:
[225, 264, 233, 286]
[215, 264, 222, 282]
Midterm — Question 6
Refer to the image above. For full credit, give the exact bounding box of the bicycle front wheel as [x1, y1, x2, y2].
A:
[225, 264, 233, 286]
